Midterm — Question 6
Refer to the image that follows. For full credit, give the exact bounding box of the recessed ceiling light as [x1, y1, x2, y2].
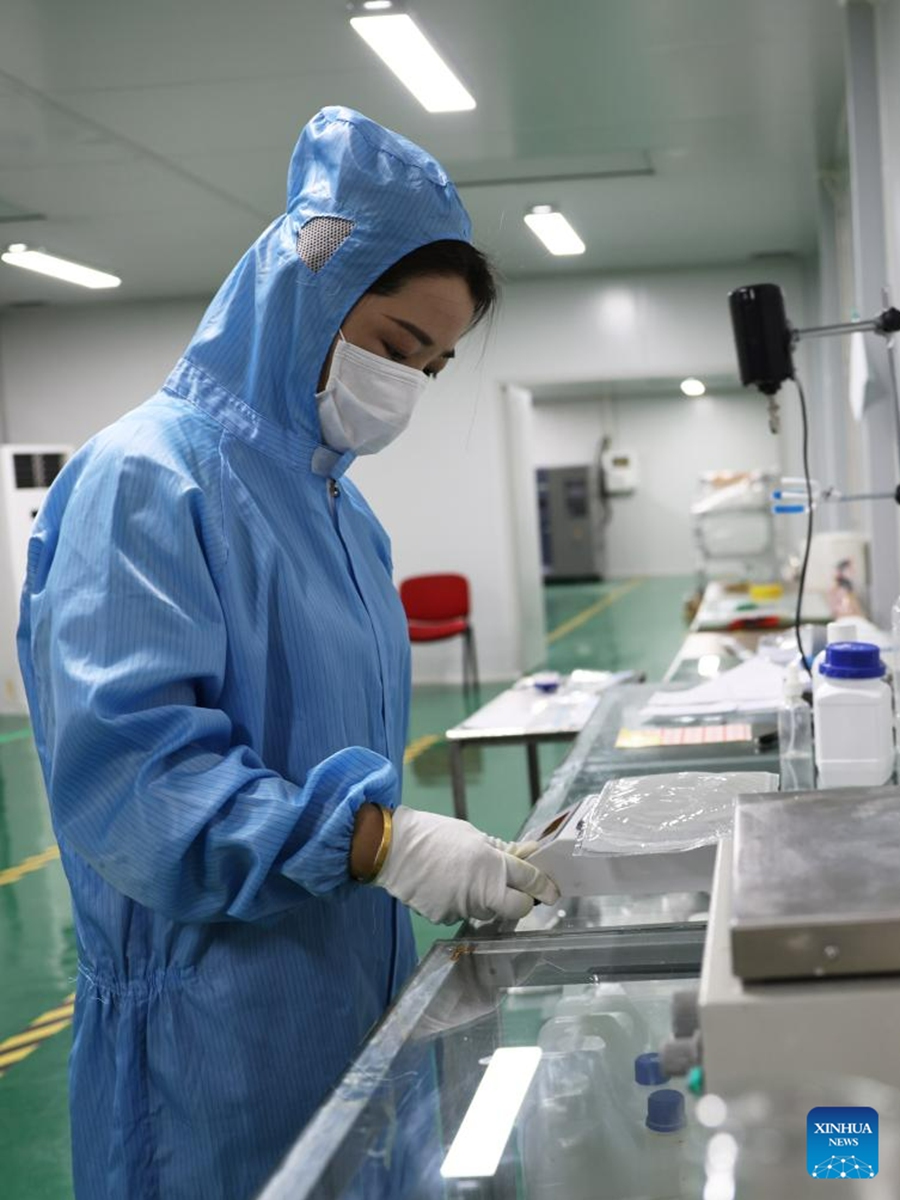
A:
[680, 377, 706, 396]
[523, 207, 586, 256]
[361, 0, 394, 8]
[350, 13, 475, 112]
[1, 245, 121, 289]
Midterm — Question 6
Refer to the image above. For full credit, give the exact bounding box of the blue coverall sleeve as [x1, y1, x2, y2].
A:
[22, 446, 397, 923]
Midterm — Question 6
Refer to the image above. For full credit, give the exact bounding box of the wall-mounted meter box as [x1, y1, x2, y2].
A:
[0, 445, 71, 712]
[600, 448, 638, 494]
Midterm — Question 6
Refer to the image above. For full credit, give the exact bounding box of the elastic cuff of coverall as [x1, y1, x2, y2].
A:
[278, 748, 399, 895]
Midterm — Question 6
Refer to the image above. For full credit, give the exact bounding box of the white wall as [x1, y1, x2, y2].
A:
[0, 300, 208, 445]
[0, 261, 806, 685]
[530, 391, 780, 577]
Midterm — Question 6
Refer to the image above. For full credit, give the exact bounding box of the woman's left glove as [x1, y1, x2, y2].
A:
[373, 806, 559, 924]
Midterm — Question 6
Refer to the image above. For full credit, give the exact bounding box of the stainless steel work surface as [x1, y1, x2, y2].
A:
[731, 786, 900, 981]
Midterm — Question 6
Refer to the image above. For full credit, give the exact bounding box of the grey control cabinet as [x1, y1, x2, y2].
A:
[537, 464, 606, 581]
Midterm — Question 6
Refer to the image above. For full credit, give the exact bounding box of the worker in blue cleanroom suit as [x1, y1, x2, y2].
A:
[17, 107, 558, 1200]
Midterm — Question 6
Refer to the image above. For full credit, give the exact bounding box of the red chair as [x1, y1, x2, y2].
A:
[400, 573, 480, 706]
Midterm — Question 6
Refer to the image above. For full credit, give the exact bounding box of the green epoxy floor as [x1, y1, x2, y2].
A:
[0, 575, 693, 1198]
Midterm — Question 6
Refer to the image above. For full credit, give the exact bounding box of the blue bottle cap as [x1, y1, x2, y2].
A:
[646, 1088, 686, 1133]
[634, 1052, 670, 1086]
[819, 642, 885, 680]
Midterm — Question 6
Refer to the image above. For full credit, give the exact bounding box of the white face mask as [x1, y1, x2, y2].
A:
[315, 334, 430, 456]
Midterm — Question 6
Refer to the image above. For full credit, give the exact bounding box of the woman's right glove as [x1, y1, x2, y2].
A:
[373, 806, 559, 924]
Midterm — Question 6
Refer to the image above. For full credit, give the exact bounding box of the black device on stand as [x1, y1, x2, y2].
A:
[728, 283, 900, 671]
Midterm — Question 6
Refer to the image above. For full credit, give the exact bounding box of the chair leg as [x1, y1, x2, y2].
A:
[463, 626, 480, 708]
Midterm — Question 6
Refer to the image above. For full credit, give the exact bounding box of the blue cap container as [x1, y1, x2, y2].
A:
[819, 642, 885, 680]
[646, 1088, 686, 1133]
[634, 1052, 670, 1086]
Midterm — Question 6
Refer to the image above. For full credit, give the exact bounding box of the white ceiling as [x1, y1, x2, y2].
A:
[0, 0, 846, 308]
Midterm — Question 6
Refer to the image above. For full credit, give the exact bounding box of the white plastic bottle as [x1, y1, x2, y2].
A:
[811, 618, 858, 696]
[813, 642, 894, 788]
[778, 662, 815, 790]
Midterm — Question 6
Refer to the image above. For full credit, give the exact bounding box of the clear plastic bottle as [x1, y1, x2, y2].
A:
[778, 662, 815, 790]
[638, 1088, 686, 1199]
[523, 1021, 638, 1199]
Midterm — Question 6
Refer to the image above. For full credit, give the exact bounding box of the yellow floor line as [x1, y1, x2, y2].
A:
[25, 1002, 75, 1025]
[547, 579, 643, 644]
[404, 734, 442, 764]
[0, 993, 75, 1079]
[0, 844, 61, 888]
[1, 1018, 72, 1053]
[0, 1045, 34, 1070]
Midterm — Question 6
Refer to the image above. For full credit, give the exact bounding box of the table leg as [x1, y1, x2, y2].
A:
[526, 742, 541, 806]
[449, 742, 468, 822]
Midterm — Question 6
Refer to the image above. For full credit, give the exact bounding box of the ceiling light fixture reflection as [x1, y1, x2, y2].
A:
[681, 377, 706, 396]
[1, 244, 121, 289]
[349, 12, 476, 112]
[524, 206, 586, 256]
[440, 1047, 542, 1178]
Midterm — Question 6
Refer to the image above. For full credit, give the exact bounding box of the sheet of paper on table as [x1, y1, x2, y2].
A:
[642, 657, 786, 718]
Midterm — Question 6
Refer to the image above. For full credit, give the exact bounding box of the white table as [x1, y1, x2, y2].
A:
[444, 670, 638, 821]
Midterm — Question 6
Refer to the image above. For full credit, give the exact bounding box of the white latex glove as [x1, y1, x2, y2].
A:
[486, 834, 540, 860]
[374, 806, 560, 925]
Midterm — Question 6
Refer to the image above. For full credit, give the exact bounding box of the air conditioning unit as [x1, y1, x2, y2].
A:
[0, 445, 71, 713]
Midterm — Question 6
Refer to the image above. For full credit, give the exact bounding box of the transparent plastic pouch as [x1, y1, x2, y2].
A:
[573, 771, 778, 857]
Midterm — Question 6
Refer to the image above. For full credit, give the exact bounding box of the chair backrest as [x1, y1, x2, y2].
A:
[400, 573, 471, 621]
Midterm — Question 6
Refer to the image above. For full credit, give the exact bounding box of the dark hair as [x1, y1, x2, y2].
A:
[366, 240, 499, 329]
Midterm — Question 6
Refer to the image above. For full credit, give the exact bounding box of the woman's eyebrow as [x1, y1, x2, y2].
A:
[387, 316, 456, 359]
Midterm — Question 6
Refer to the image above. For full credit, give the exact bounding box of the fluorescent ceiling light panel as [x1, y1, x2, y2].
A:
[350, 14, 476, 112]
[1, 246, 120, 289]
[524, 208, 586, 256]
[440, 1047, 541, 1179]
[680, 377, 706, 396]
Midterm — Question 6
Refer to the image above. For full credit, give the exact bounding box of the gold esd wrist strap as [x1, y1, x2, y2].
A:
[362, 805, 393, 884]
